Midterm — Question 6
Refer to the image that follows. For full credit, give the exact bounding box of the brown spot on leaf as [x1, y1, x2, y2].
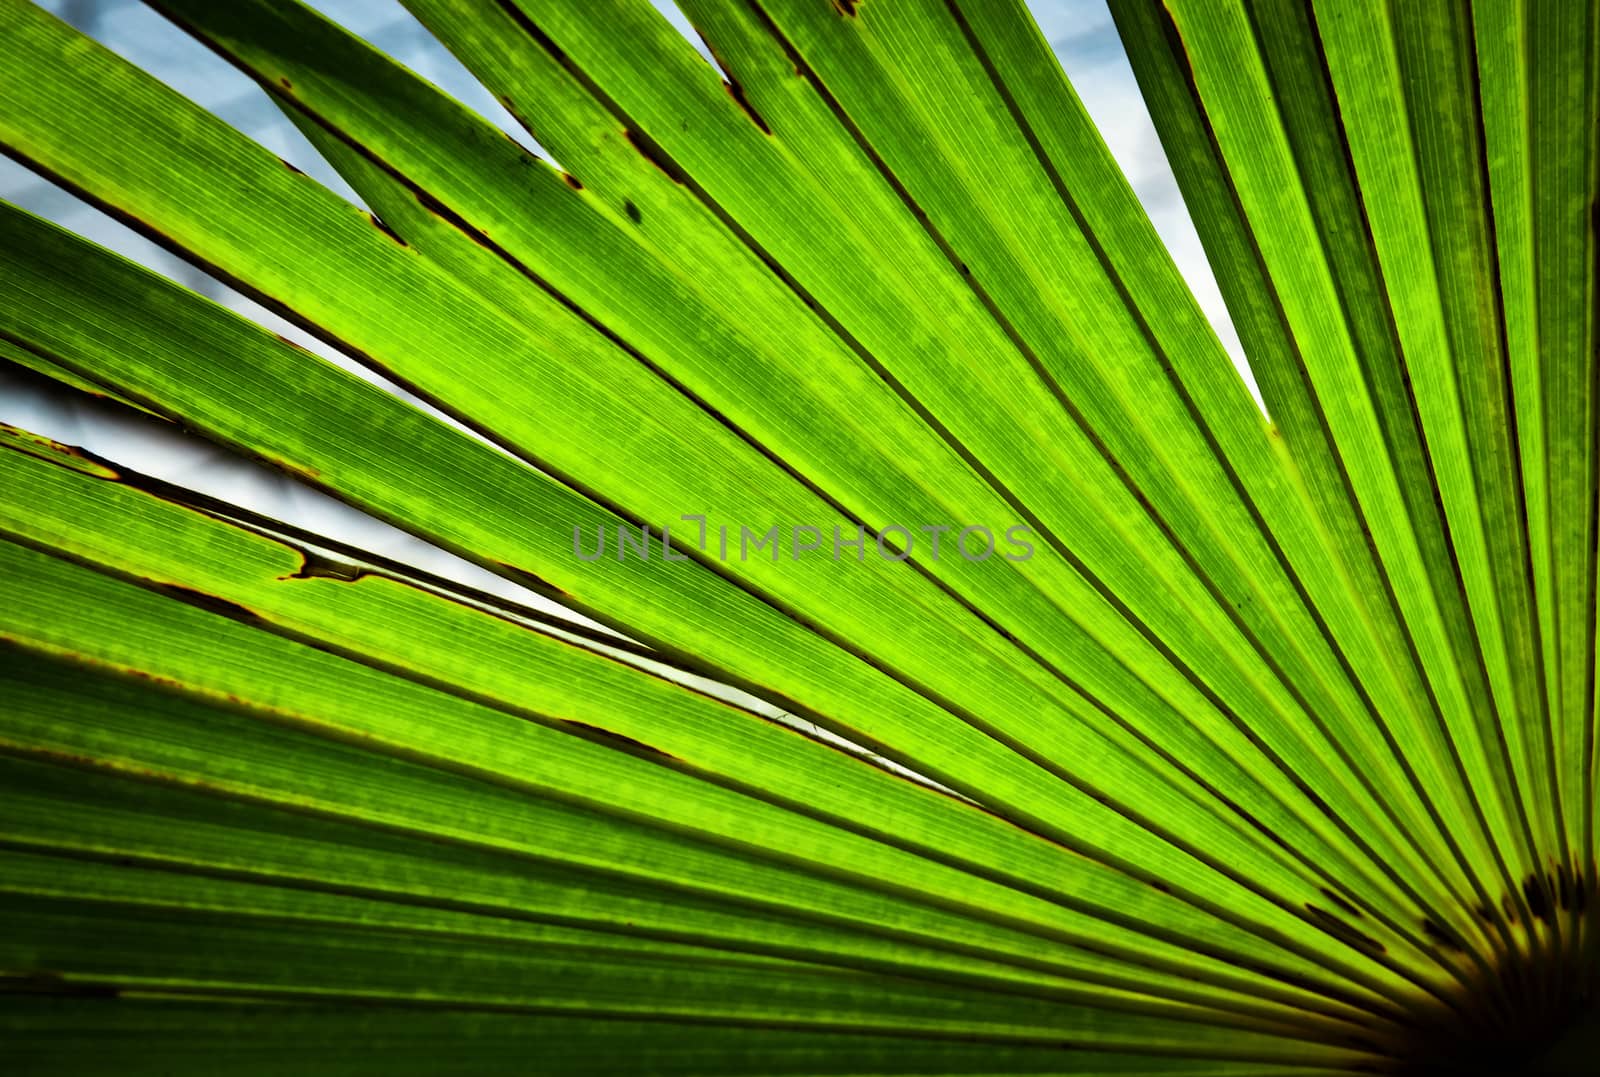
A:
[561, 172, 584, 190]
[1303, 903, 1385, 953]
[832, 0, 860, 15]
[1522, 874, 1553, 923]
[285, 550, 367, 583]
[1318, 887, 1364, 919]
[1420, 918, 1465, 953]
[623, 200, 642, 224]
[279, 158, 305, 175]
[562, 719, 674, 761]
[502, 130, 533, 160]
[274, 458, 322, 484]
[5, 971, 120, 998]
[367, 213, 408, 246]
[150, 582, 260, 625]
[722, 78, 771, 134]
[623, 128, 684, 184]
[494, 561, 570, 600]
[0, 423, 122, 480]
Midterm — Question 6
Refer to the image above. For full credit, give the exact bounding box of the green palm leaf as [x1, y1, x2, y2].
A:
[0, 0, 1594, 1071]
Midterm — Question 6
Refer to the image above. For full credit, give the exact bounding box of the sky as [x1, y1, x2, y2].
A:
[0, 0, 1249, 621]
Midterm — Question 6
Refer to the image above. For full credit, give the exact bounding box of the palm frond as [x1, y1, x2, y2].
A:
[1, 0, 1595, 1071]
